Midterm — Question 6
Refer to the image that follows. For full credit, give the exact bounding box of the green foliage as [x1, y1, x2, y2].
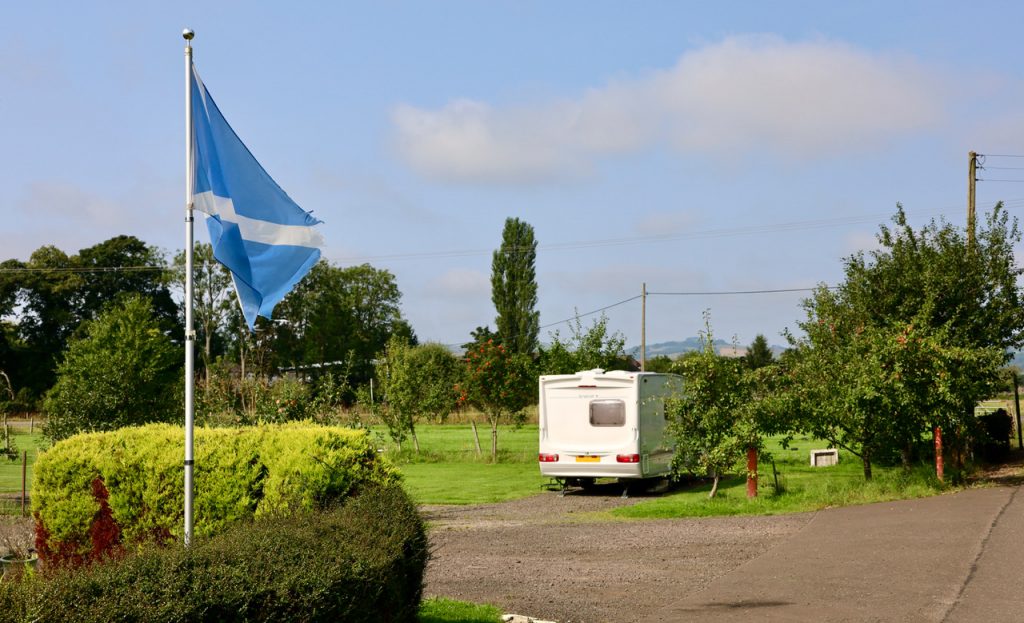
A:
[371, 338, 463, 452]
[644, 355, 677, 373]
[539, 314, 627, 374]
[172, 243, 234, 379]
[491, 218, 539, 355]
[790, 205, 1019, 478]
[668, 321, 758, 498]
[42, 296, 181, 442]
[745, 334, 774, 370]
[5, 237, 176, 396]
[31, 423, 399, 557]
[457, 340, 534, 461]
[272, 261, 415, 389]
[2, 485, 427, 623]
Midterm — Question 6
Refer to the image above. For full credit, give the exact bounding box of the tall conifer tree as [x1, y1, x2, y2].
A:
[491, 218, 539, 355]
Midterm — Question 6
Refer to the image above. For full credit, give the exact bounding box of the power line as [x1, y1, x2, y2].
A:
[649, 286, 836, 296]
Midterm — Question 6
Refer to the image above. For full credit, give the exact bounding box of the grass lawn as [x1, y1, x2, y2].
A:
[609, 435, 949, 520]
[418, 597, 502, 623]
[402, 462, 548, 505]
[0, 432, 46, 494]
[382, 424, 546, 504]
[388, 425, 954, 512]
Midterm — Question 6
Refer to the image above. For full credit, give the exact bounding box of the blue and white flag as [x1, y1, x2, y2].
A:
[190, 63, 323, 330]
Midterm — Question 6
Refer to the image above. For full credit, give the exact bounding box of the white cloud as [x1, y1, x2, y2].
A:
[426, 268, 490, 298]
[393, 35, 947, 183]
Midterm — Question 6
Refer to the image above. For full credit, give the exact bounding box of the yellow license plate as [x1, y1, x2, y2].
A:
[575, 455, 600, 463]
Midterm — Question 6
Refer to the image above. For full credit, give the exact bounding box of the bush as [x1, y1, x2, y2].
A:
[32, 423, 398, 564]
[43, 296, 182, 442]
[1, 485, 427, 623]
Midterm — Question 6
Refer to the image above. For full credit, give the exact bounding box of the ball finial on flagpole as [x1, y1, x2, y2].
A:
[183, 28, 195, 41]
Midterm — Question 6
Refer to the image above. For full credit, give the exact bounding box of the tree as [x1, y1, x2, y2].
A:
[745, 334, 774, 370]
[539, 314, 627, 374]
[491, 218, 539, 355]
[272, 261, 414, 390]
[667, 320, 758, 498]
[791, 204, 1020, 478]
[458, 340, 534, 462]
[5, 237, 175, 397]
[644, 355, 677, 373]
[373, 338, 462, 452]
[173, 243, 234, 383]
[43, 296, 182, 442]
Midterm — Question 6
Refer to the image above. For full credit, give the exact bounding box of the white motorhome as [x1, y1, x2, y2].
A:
[538, 369, 681, 490]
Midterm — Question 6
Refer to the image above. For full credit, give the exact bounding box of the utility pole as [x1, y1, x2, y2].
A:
[968, 151, 978, 247]
[640, 283, 647, 372]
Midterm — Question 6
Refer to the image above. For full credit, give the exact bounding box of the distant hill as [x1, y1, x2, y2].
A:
[628, 338, 787, 359]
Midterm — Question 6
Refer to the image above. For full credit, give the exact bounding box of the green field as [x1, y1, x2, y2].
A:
[0, 432, 45, 494]
[389, 425, 954, 514]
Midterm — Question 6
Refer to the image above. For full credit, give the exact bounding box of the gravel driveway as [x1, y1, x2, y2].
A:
[422, 483, 813, 623]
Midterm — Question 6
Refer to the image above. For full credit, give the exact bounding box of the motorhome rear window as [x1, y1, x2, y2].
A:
[590, 399, 625, 427]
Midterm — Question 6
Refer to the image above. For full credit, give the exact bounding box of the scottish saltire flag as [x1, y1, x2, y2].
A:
[190, 63, 323, 330]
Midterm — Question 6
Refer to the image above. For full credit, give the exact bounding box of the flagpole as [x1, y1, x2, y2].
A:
[183, 27, 196, 547]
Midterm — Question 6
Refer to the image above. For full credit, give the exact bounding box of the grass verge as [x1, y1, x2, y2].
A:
[419, 597, 503, 623]
[0, 432, 45, 494]
[610, 436, 950, 520]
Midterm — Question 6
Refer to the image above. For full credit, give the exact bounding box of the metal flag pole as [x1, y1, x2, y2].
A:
[183, 27, 196, 547]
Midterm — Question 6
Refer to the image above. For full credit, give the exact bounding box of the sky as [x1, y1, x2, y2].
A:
[4, 1, 1024, 351]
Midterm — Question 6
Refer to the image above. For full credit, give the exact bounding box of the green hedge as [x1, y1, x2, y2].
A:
[33, 423, 398, 558]
[1, 485, 427, 623]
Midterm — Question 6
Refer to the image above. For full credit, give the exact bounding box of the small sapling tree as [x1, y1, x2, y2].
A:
[458, 340, 534, 462]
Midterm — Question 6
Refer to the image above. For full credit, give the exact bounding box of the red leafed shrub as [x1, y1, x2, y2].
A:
[35, 477, 124, 568]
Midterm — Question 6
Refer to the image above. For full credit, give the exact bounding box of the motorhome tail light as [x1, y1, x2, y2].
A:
[538, 453, 559, 462]
[616, 454, 641, 463]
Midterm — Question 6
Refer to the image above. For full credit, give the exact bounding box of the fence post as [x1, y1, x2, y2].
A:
[746, 447, 758, 498]
[21, 450, 27, 517]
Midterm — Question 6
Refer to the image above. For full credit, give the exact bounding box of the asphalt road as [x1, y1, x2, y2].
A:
[640, 485, 1024, 622]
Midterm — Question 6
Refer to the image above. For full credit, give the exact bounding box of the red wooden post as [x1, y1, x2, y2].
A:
[746, 447, 758, 498]
[934, 426, 944, 483]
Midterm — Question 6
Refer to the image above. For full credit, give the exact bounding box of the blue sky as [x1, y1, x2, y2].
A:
[4, 2, 1024, 350]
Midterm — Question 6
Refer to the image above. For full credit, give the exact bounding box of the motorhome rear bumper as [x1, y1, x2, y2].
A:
[540, 462, 651, 479]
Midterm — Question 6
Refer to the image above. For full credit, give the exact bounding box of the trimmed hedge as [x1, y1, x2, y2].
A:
[32, 423, 398, 561]
[1, 485, 427, 623]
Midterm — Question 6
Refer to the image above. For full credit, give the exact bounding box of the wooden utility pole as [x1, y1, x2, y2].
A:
[640, 283, 647, 371]
[968, 151, 978, 246]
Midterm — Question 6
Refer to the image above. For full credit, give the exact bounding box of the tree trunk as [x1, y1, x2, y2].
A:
[900, 445, 912, 469]
[411, 427, 420, 454]
[490, 420, 499, 463]
[708, 470, 720, 498]
[204, 331, 212, 385]
[863, 454, 873, 480]
[470, 421, 482, 457]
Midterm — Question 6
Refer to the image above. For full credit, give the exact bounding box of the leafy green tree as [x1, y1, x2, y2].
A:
[745, 334, 774, 370]
[790, 204, 1020, 478]
[373, 338, 462, 452]
[790, 308, 1003, 479]
[5, 237, 175, 397]
[668, 321, 758, 498]
[75, 235, 178, 329]
[173, 243, 234, 383]
[644, 354, 677, 373]
[272, 261, 415, 390]
[539, 314, 627, 374]
[457, 340, 534, 462]
[491, 218, 539, 355]
[43, 296, 182, 442]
